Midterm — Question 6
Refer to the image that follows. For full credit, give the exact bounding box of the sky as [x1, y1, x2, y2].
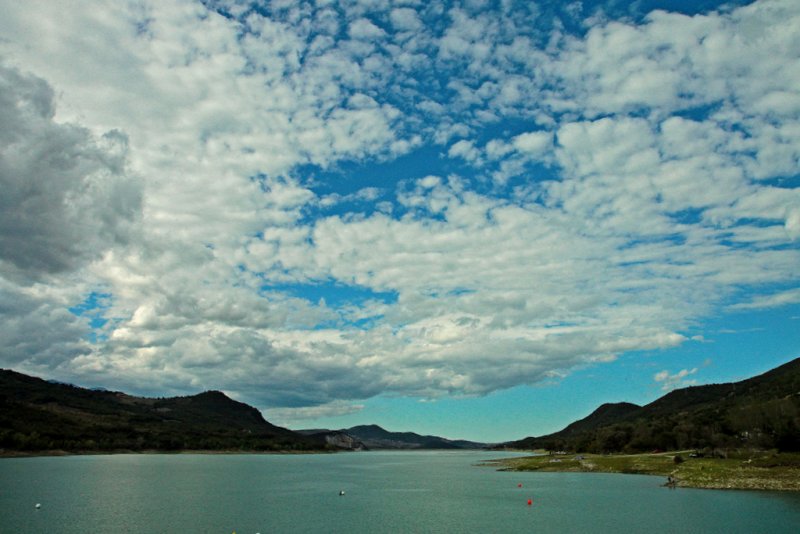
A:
[1, 0, 799, 443]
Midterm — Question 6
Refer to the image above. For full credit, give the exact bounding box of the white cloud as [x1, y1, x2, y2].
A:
[0, 64, 142, 282]
[729, 288, 800, 311]
[654, 367, 699, 391]
[787, 209, 800, 240]
[349, 17, 386, 40]
[0, 0, 797, 416]
[556, 118, 658, 178]
[0, 279, 91, 370]
[448, 139, 482, 164]
[511, 131, 553, 157]
[267, 400, 366, 427]
[390, 8, 422, 32]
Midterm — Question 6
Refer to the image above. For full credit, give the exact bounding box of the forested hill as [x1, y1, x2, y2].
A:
[504, 358, 800, 453]
[0, 369, 326, 453]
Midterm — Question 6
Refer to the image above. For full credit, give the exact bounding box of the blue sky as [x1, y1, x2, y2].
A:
[0, 0, 798, 442]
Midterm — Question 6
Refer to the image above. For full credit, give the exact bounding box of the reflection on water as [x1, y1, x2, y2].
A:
[1, 451, 799, 533]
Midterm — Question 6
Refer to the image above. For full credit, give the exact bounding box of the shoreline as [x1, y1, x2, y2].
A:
[0, 448, 494, 458]
[489, 450, 800, 492]
[0, 448, 337, 458]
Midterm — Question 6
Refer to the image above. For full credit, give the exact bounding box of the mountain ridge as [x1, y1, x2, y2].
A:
[0, 369, 488, 453]
[0, 369, 326, 453]
[503, 357, 800, 453]
[299, 424, 488, 450]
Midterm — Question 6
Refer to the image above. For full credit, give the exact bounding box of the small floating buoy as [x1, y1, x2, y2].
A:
[518, 483, 522, 488]
[35, 503, 41, 509]
[527, 498, 532, 506]
[339, 490, 345, 496]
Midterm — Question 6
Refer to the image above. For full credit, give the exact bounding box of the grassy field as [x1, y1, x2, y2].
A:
[491, 450, 800, 491]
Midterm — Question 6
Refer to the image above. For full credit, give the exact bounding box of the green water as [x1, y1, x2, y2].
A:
[1, 451, 798, 533]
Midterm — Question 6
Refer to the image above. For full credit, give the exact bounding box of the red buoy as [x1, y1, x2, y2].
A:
[527, 498, 532, 506]
[518, 483, 522, 488]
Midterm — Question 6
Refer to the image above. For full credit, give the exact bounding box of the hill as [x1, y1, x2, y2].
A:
[0, 369, 327, 453]
[344, 424, 487, 449]
[299, 424, 487, 450]
[504, 358, 800, 453]
[547, 402, 642, 440]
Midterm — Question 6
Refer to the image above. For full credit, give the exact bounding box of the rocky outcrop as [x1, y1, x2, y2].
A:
[323, 431, 367, 451]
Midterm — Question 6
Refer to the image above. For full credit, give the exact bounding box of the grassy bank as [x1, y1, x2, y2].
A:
[492, 450, 800, 491]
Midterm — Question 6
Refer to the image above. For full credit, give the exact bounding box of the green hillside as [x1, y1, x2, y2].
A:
[0, 369, 327, 453]
[505, 358, 800, 454]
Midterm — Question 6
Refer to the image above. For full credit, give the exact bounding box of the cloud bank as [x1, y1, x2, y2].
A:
[0, 0, 797, 423]
[0, 65, 141, 282]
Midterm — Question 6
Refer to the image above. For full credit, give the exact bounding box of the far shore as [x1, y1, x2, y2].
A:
[0, 448, 338, 458]
[488, 450, 800, 492]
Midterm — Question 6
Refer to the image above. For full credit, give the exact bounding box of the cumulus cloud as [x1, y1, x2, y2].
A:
[349, 18, 386, 40]
[0, 279, 91, 369]
[654, 368, 699, 391]
[511, 131, 553, 157]
[390, 8, 423, 32]
[0, 0, 797, 418]
[448, 139, 482, 164]
[0, 64, 141, 282]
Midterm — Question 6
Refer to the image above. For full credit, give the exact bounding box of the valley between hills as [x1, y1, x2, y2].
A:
[2, 358, 799, 491]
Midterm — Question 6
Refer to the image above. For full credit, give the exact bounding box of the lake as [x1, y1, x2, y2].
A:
[1, 451, 798, 533]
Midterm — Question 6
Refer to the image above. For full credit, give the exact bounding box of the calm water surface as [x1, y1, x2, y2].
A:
[1, 451, 799, 533]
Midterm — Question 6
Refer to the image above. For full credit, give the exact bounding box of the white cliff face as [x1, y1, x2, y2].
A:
[323, 432, 367, 451]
